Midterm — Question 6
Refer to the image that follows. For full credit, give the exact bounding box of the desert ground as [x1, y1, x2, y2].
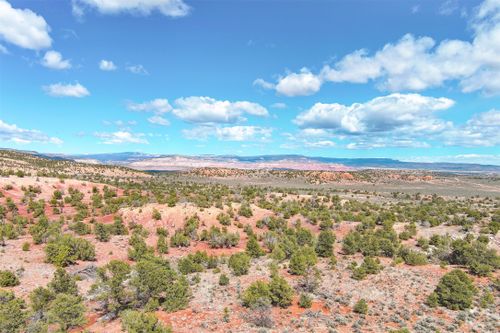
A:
[0, 150, 498, 333]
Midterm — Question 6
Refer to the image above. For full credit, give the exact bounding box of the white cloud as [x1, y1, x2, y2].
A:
[172, 96, 268, 124]
[298, 128, 333, 138]
[275, 68, 322, 96]
[294, 93, 454, 134]
[94, 131, 148, 144]
[127, 98, 172, 114]
[183, 125, 272, 142]
[439, 0, 460, 16]
[442, 109, 500, 146]
[43, 82, 90, 98]
[41, 50, 71, 70]
[259, 0, 500, 95]
[304, 140, 336, 148]
[99, 59, 117, 71]
[126, 64, 148, 75]
[346, 139, 430, 150]
[215, 126, 272, 141]
[73, 0, 190, 18]
[0, 0, 52, 50]
[182, 126, 212, 141]
[253, 78, 275, 90]
[148, 115, 170, 126]
[0, 119, 62, 145]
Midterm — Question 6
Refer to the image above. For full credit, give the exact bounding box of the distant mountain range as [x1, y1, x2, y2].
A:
[3, 149, 499, 173]
[42, 151, 500, 173]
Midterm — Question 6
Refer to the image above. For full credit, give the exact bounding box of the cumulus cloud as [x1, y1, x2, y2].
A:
[43, 82, 90, 98]
[289, 94, 498, 149]
[72, 0, 190, 18]
[0, 119, 62, 145]
[294, 93, 454, 134]
[148, 115, 170, 126]
[41, 50, 71, 70]
[126, 64, 148, 75]
[99, 59, 117, 71]
[172, 96, 268, 124]
[94, 131, 148, 144]
[215, 126, 272, 141]
[183, 125, 272, 142]
[0, 0, 52, 50]
[442, 109, 500, 146]
[127, 98, 172, 114]
[275, 68, 322, 96]
[258, 0, 500, 96]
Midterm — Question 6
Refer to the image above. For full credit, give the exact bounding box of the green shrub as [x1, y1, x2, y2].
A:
[29, 286, 54, 313]
[449, 238, 500, 276]
[268, 275, 293, 308]
[431, 269, 476, 310]
[400, 248, 427, 266]
[128, 234, 154, 261]
[69, 221, 91, 235]
[111, 216, 128, 235]
[204, 226, 239, 248]
[94, 223, 111, 242]
[242, 280, 272, 307]
[228, 252, 251, 276]
[246, 235, 264, 257]
[353, 299, 368, 314]
[121, 310, 172, 333]
[170, 230, 190, 248]
[238, 203, 253, 218]
[298, 293, 312, 308]
[152, 209, 162, 221]
[315, 230, 335, 257]
[157, 234, 169, 254]
[90, 260, 131, 314]
[289, 247, 317, 275]
[22, 242, 30, 251]
[219, 274, 229, 286]
[217, 213, 231, 226]
[0, 290, 27, 333]
[0, 270, 20, 287]
[47, 293, 86, 331]
[45, 234, 95, 267]
[48, 267, 78, 295]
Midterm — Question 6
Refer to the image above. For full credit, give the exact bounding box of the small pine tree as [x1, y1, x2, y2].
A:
[316, 230, 336, 257]
[47, 294, 86, 331]
[157, 234, 169, 254]
[246, 235, 264, 257]
[432, 269, 476, 310]
[353, 299, 368, 314]
[94, 223, 110, 242]
[48, 267, 78, 295]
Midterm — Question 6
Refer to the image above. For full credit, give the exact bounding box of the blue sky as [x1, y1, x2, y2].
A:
[0, 0, 499, 164]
